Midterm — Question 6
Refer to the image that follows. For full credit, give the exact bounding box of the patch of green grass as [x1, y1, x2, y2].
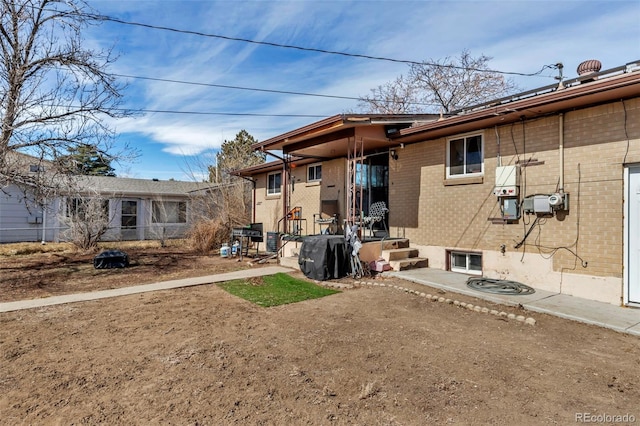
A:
[218, 273, 340, 307]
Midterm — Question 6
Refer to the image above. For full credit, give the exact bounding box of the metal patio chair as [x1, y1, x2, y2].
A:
[363, 201, 389, 238]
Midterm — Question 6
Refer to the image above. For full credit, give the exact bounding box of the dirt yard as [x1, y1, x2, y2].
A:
[1, 244, 639, 425]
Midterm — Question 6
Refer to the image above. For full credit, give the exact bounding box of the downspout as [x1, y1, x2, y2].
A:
[41, 199, 47, 244]
[237, 175, 257, 223]
[252, 179, 256, 224]
[261, 148, 289, 233]
[283, 158, 289, 234]
[559, 113, 564, 193]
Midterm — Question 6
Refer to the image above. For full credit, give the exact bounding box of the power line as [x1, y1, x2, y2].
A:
[114, 73, 362, 101]
[94, 14, 555, 78]
[113, 73, 442, 107]
[106, 106, 327, 118]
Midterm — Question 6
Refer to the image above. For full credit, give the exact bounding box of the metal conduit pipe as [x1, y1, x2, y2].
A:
[559, 113, 564, 193]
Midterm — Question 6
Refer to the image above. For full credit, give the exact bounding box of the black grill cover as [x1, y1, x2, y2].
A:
[93, 250, 129, 269]
[298, 235, 349, 281]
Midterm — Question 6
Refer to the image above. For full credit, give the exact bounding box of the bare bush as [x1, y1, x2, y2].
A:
[186, 219, 230, 254]
[58, 196, 112, 251]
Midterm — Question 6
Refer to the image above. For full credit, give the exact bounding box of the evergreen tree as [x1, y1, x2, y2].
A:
[60, 144, 116, 176]
[208, 130, 265, 183]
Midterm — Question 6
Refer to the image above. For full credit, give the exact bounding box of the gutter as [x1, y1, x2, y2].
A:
[394, 70, 640, 143]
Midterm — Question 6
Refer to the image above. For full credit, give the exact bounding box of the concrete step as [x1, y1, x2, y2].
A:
[389, 257, 429, 271]
[380, 238, 410, 250]
[381, 248, 420, 262]
[279, 256, 299, 270]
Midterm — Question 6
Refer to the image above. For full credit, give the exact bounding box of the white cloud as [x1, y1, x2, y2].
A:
[86, 0, 640, 176]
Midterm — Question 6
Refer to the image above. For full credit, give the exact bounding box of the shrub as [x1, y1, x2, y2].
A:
[187, 219, 230, 254]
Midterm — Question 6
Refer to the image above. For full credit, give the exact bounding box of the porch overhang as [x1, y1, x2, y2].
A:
[252, 114, 440, 160]
[231, 156, 317, 178]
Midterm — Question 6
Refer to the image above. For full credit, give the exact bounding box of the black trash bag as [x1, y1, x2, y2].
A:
[93, 250, 129, 269]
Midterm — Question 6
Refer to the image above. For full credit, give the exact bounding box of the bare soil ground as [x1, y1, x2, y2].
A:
[1, 244, 639, 425]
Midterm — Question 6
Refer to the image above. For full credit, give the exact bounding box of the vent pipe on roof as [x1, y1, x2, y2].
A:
[554, 63, 565, 89]
[577, 59, 602, 83]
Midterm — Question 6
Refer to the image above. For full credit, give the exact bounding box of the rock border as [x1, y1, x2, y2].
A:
[321, 279, 536, 326]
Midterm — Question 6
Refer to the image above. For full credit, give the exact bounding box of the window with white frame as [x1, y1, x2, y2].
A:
[446, 134, 483, 178]
[267, 172, 282, 195]
[66, 198, 109, 221]
[449, 251, 482, 275]
[307, 163, 322, 182]
[152, 201, 187, 223]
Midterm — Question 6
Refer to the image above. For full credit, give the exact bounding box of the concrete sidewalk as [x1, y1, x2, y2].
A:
[3, 264, 640, 337]
[392, 268, 640, 337]
[0, 266, 292, 313]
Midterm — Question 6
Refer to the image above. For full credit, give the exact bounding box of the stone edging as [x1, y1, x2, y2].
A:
[321, 279, 537, 326]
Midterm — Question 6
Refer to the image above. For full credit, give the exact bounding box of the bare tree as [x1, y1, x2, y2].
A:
[409, 50, 520, 113]
[0, 0, 129, 195]
[357, 75, 422, 114]
[359, 50, 520, 114]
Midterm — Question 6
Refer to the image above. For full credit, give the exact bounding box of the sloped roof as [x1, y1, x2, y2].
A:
[74, 175, 215, 197]
[235, 61, 639, 180]
[2, 152, 216, 197]
[393, 62, 640, 143]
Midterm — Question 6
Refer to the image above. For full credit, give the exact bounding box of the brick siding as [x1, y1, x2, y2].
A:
[390, 98, 640, 281]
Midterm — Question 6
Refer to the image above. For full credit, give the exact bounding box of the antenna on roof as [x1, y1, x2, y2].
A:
[554, 63, 565, 90]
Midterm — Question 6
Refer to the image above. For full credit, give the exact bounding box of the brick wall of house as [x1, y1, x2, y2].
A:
[253, 168, 284, 233]
[389, 97, 640, 304]
[252, 158, 346, 235]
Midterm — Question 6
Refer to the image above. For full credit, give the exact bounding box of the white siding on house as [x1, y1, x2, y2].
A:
[0, 184, 46, 243]
[1, 176, 216, 244]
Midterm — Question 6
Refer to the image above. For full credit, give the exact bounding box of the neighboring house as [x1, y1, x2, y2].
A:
[0, 158, 214, 243]
[236, 61, 640, 307]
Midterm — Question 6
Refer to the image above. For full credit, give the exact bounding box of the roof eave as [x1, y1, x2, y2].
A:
[252, 114, 441, 152]
[394, 70, 640, 143]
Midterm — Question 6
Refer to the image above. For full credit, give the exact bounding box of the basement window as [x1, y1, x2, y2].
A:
[449, 251, 482, 275]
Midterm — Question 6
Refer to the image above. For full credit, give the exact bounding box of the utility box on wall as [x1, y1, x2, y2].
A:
[522, 193, 569, 215]
[501, 197, 520, 220]
[493, 165, 520, 196]
[494, 165, 521, 220]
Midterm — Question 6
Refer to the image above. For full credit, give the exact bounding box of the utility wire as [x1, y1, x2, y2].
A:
[93, 14, 556, 78]
[113, 73, 441, 107]
[99, 106, 327, 118]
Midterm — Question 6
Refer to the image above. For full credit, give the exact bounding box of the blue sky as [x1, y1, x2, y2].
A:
[84, 0, 640, 181]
